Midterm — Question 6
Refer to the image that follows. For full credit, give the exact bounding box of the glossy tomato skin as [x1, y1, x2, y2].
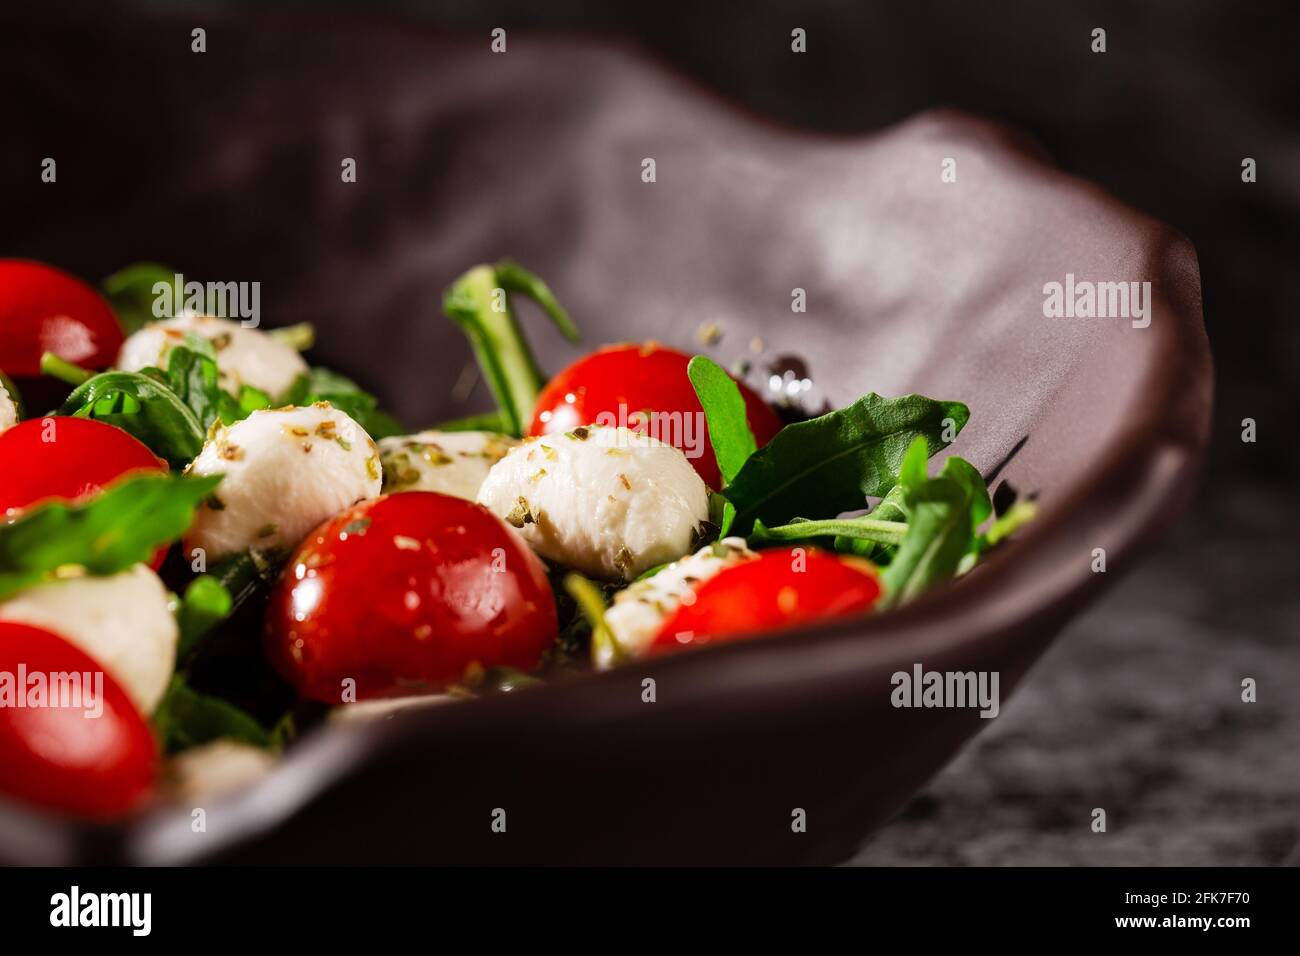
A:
[266, 492, 559, 701]
[0, 417, 167, 516]
[527, 343, 782, 489]
[0, 622, 158, 818]
[0, 417, 169, 569]
[0, 260, 124, 377]
[648, 547, 882, 655]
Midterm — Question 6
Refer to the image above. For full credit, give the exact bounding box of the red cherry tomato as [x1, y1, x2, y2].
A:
[0, 417, 167, 514]
[0, 621, 157, 818]
[266, 492, 559, 701]
[648, 548, 882, 654]
[0, 417, 169, 568]
[0, 260, 123, 377]
[528, 343, 782, 489]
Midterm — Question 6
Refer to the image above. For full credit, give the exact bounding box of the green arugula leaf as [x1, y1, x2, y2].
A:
[101, 262, 182, 334]
[222, 384, 273, 422]
[939, 454, 993, 528]
[756, 451, 992, 564]
[164, 335, 224, 429]
[279, 366, 404, 439]
[834, 446, 992, 562]
[0, 472, 222, 602]
[152, 673, 271, 754]
[443, 261, 580, 437]
[833, 435, 930, 558]
[879, 476, 976, 609]
[687, 355, 758, 532]
[176, 575, 234, 661]
[163, 336, 270, 429]
[834, 487, 907, 559]
[58, 370, 205, 469]
[721, 393, 969, 535]
[897, 434, 931, 493]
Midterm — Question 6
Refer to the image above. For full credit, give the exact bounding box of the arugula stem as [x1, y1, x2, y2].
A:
[442, 262, 580, 437]
[751, 516, 910, 547]
[40, 351, 93, 386]
[982, 499, 1039, 549]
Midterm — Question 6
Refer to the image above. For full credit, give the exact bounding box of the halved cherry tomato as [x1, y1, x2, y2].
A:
[0, 260, 123, 377]
[528, 343, 782, 489]
[0, 621, 157, 818]
[265, 492, 558, 701]
[0, 417, 169, 568]
[648, 547, 882, 654]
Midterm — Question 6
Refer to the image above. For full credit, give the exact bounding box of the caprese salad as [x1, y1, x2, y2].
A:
[0, 258, 1035, 818]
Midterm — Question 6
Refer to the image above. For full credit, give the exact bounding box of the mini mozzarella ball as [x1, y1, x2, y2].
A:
[117, 312, 308, 398]
[601, 537, 757, 668]
[168, 740, 276, 800]
[183, 403, 381, 562]
[378, 430, 517, 501]
[0, 380, 16, 434]
[0, 564, 177, 713]
[476, 424, 711, 581]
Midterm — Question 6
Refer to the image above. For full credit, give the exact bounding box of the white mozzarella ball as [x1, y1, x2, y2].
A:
[117, 312, 308, 398]
[476, 424, 711, 581]
[378, 430, 517, 501]
[183, 404, 381, 562]
[0, 379, 16, 433]
[601, 538, 756, 667]
[0, 564, 177, 714]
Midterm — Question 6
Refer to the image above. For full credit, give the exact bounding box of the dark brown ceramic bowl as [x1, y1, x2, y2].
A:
[0, 12, 1211, 864]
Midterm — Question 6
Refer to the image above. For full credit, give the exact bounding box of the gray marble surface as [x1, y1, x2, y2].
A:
[851, 479, 1299, 865]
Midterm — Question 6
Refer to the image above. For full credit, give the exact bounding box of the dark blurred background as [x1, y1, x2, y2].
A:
[4, 1, 1297, 864]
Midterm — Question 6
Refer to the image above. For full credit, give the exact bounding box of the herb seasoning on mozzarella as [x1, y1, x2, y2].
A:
[378, 430, 516, 501]
[117, 313, 308, 398]
[183, 403, 381, 562]
[476, 424, 711, 581]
